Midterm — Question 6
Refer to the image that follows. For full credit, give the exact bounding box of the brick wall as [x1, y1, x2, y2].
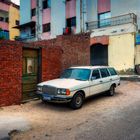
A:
[0, 33, 90, 106]
[60, 34, 90, 70]
[41, 47, 63, 81]
[30, 33, 90, 80]
[0, 41, 23, 106]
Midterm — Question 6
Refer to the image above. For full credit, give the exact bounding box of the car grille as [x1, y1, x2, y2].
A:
[42, 85, 57, 95]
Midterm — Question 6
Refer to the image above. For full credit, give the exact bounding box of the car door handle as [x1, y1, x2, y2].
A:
[110, 79, 112, 81]
[100, 80, 103, 83]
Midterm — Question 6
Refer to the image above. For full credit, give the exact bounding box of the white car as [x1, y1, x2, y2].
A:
[37, 66, 120, 109]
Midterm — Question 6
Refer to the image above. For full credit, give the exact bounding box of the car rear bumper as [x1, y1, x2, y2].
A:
[37, 92, 72, 103]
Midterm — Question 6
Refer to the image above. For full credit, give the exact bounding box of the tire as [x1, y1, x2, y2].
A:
[70, 92, 84, 109]
[108, 85, 115, 96]
[41, 99, 48, 104]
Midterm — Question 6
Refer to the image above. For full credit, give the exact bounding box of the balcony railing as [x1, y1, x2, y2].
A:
[86, 13, 137, 31]
[0, 30, 9, 39]
[15, 34, 36, 41]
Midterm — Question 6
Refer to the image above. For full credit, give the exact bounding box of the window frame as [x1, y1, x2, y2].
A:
[98, 11, 111, 28]
[91, 69, 101, 80]
[99, 68, 110, 78]
[43, 23, 51, 33]
[31, 8, 36, 17]
[43, 0, 51, 9]
[66, 17, 76, 28]
[108, 68, 117, 76]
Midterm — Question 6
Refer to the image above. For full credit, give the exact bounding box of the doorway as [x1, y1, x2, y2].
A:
[90, 43, 108, 66]
[22, 49, 40, 101]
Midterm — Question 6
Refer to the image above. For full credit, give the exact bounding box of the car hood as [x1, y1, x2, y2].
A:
[38, 78, 89, 90]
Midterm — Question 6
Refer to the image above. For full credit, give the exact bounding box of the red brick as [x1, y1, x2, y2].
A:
[0, 33, 90, 107]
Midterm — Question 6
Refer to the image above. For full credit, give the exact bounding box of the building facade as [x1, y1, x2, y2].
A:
[86, 0, 140, 72]
[18, 0, 140, 72]
[18, 0, 87, 41]
[0, 0, 20, 40]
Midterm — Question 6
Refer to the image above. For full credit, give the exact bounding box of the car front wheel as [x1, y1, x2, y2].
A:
[70, 93, 84, 109]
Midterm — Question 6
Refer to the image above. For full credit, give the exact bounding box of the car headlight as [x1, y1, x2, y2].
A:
[57, 88, 70, 95]
[37, 86, 42, 92]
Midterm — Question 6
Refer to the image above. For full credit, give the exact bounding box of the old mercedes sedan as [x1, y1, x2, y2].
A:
[37, 66, 120, 109]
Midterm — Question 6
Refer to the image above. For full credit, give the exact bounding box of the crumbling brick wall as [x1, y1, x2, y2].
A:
[0, 41, 22, 106]
[0, 33, 90, 106]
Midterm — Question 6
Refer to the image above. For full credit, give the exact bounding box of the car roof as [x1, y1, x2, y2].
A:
[70, 66, 113, 70]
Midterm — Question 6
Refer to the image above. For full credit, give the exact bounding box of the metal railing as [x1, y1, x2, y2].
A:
[0, 30, 9, 39]
[15, 34, 36, 41]
[86, 13, 137, 31]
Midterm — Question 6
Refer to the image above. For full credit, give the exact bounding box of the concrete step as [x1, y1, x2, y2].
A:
[120, 75, 140, 82]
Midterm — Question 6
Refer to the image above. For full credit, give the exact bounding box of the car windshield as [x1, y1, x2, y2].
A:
[60, 68, 91, 81]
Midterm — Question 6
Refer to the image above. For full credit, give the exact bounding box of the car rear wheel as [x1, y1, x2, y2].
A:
[108, 85, 115, 96]
[41, 99, 48, 104]
[70, 92, 84, 109]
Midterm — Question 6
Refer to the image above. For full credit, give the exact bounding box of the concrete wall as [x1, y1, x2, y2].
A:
[51, 0, 66, 38]
[66, 0, 76, 19]
[86, 0, 98, 22]
[20, 0, 31, 24]
[0, 2, 9, 12]
[42, 9, 51, 24]
[86, 0, 140, 29]
[135, 45, 140, 65]
[108, 33, 135, 71]
[9, 6, 20, 40]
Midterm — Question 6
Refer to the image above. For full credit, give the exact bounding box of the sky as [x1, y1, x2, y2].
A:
[11, 0, 20, 5]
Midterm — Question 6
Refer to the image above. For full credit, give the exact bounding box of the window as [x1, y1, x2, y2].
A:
[0, 17, 4, 22]
[108, 68, 117, 76]
[31, 8, 36, 17]
[23, 58, 37, 75]
[92, 69, 100, 80]
[60, 68, 91, 81]
[98, 12, 111, 27]
[100, 68, 110, 78]
[15, 20, 19, 25]
[43, 23, 50, 32]
[43, 0, 51, 9]
[5, 17, 9, 23]
[66, 17, 76, 27]
[31, 27, 36, 35]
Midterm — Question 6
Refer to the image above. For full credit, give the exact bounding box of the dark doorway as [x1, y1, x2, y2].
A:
[90, 44, 108, 66]
[22, 49, 41, 101]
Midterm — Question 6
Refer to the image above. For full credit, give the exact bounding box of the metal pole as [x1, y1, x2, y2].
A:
[80, 0, 83, 33]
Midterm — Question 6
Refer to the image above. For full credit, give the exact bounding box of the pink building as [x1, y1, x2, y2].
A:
[0, 0, 19, 40]
[0, 0, 10, 39]
[18, 0, 78, 41]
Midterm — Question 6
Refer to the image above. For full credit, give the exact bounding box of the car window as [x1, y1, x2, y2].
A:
[100, 68, 110, 78]
[60, 68, 91, 81]
[92, 69, 100, 80]
[108, 68, 117, 76]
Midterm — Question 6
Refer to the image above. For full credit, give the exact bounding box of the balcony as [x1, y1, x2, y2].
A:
[86, 13, 137, 31]
[15, 34, 36, 41]
[0, 30, 9, 39]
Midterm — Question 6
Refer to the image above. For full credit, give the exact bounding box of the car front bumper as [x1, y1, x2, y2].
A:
[37, 91, 72, 103]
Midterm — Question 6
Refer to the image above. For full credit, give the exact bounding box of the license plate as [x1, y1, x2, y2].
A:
[43, 96, 51, 101]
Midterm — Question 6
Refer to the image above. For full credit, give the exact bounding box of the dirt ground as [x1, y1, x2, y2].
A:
[0, 81, 140, 140]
